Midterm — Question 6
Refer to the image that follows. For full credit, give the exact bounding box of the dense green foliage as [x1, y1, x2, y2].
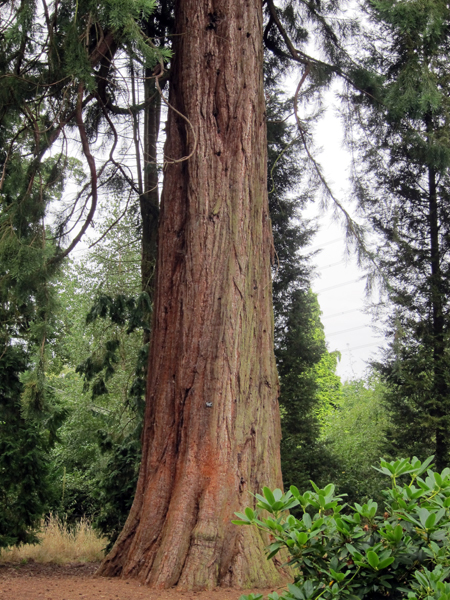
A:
[236, 456, 450, 600]
[0, 347, 54, 548]
[0, 0, 166, 547]
[45, 211, 148, 545]
[321, 374, 390, 504]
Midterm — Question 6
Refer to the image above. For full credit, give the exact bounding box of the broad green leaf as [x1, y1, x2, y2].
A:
[267, 546, 282, 560]
[367, 550, 379, 569]
[303, 513, 312, 529]
[244, 507, 254, 520]
[233, 511, 250, 522]
[393, 524, 403, 542]
[434, 508, 445, 525]
[324, 483, 335, 496]
[303, 580, 314, 598]
[310, 480, 321, 494]
[256, 501, 273, 513]
[290, 485, 300, 497]
[417, 456, 435, 476]
[379, 460, 395, 474]
[273, 488, 283, 502]
[311, 517, 324, 531]
[296, 531, 308, 545]
[418, 508, 431, 528]
[288, 583, 305, 600]
[425, 512, 436, 529]
[372, 465, 395, 477]
[330, 569, 346, 582]
[378, 557, 395, 569]
[263, 487, 275, 506]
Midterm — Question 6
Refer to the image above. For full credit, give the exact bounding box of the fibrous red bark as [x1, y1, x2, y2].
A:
[98, 0, 284, 589]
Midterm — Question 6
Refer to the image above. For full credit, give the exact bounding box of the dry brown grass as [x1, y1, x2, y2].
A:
[0, 515, 107, 564]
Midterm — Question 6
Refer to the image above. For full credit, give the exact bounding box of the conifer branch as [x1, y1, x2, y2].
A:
[266, 0, 335, 70]
[293, 67, 385, 288]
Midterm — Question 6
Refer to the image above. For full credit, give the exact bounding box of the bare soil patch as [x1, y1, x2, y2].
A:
[0, 561, 279, 600]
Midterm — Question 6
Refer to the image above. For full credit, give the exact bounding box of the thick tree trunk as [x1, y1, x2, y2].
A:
[428, 164, 449, 471]
[98, 0, 285, 590]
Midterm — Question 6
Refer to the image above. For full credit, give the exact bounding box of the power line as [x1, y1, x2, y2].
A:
[309, 237, 342, 252]
[327, 324, 371, 337]
[322, 307, 361, 320]
[316, 277, 362, 293]
[340, 341, 385, 352]
[318, 259, 346, 271]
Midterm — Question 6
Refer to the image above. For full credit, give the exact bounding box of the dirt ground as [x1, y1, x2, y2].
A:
[0, 562, 281, 600]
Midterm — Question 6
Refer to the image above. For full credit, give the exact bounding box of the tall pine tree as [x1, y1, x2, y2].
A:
[347, 0, 450, 469]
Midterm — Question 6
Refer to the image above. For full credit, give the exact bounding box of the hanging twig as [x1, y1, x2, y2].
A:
[52, 83, 98, 261]
[148, 50, 198, 165]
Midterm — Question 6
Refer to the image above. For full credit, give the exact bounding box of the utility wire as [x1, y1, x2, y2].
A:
[340, 341, 385, 352]
[327, 324, 370, 337]
[316, 277, 362, 293]
[319, 259, 346, 271]
[322, 307, 361, 319]
[309, 237, 342, 252]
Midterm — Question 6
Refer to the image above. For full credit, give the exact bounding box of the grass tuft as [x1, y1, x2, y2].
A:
[0, 515, 107, 564]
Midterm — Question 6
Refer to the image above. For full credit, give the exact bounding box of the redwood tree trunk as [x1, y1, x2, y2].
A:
[428, 164, 448, 471]
[98, 0, 284, 589]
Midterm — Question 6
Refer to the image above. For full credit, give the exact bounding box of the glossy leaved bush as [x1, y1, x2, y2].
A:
[235, 457, 450, 600]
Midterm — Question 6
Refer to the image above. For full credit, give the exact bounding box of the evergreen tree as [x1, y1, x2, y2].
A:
[0, 346, 55, 548]
[266, 92, 335, 490]
[347, 0, 450, 469]
[0, 0, 165, 544]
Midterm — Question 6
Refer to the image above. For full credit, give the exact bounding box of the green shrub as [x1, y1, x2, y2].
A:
[235, 456, 450, 600]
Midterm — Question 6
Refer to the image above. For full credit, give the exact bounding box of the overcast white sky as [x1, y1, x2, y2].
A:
[303, 95, 386, 381]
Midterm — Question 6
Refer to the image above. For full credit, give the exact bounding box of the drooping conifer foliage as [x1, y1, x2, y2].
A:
[0, 0, 166, 547]
[0, 346, 54, 548]
[347, 0, 450, 469]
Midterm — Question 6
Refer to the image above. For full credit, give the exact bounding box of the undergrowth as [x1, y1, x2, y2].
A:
[0, 515, 107, 564]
